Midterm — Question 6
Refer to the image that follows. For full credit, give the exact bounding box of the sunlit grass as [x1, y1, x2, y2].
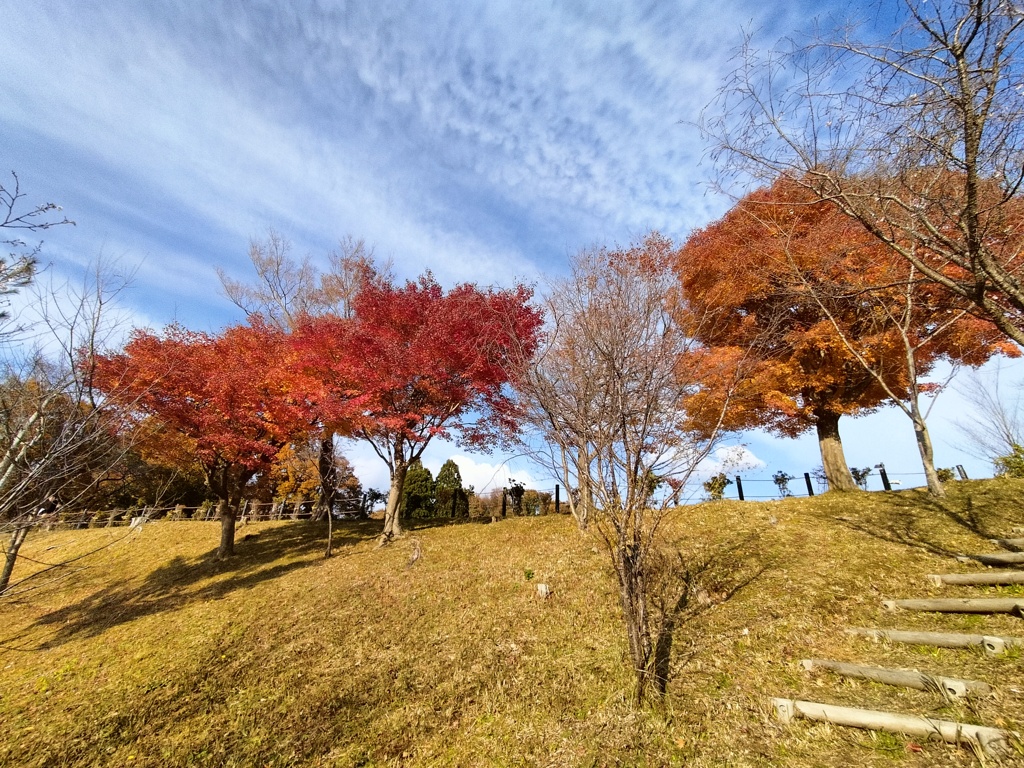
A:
[0, 479, 1022, 766]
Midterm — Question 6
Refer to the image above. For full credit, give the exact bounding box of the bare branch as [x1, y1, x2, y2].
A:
[705, 1, 1024, 344]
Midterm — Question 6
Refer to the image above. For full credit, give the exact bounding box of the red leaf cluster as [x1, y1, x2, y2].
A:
[293, 273, 543, 451]
[90, 321, 304, 497]
[90, 275, 543, 506]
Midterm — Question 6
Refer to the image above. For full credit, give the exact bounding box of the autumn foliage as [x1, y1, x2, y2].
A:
[676, 177, 1017, 490]
[91, 321, 305, 555]
[327, 273, 543, 541]
[91, 273, 542, 550]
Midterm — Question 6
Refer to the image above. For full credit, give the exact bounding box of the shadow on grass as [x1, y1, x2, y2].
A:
[404, 513, 572, 531]
[651, 533, 771, 699]
[28, 520, 379, 649]
[828, 482, 1024, 559]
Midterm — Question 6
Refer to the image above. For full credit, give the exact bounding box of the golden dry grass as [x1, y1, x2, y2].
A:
[0, 479, 1022, 767]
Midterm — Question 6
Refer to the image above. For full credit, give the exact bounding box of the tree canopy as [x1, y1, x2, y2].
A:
[339, 273, 543, 542]
[676, 177, 1017, 490]
[704, 0, 1024, 345]
[91, 321, 306, 556]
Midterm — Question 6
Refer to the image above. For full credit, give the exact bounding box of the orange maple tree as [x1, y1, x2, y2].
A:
[676, 177, 1017, 491]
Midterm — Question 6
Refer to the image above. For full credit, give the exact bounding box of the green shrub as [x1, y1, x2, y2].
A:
[702, 472, 732, 501]
[994, 444, 1024, 478]
[849, 467, 872, 490]
[772, 471, 795, 498]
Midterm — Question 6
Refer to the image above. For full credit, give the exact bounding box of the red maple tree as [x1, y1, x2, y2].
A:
[91, 320, 305, 555]
[323, 273, 543, 542]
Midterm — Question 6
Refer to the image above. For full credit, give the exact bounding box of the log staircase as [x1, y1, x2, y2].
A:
[773, 533, 1024, 759]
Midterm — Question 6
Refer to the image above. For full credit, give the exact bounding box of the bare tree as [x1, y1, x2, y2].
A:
[320, 236, 382, 320]
[0, 171, 74, 325]
[217, 229, 320, 329]
[514, 234, 742, 703]
[956, 362, 1024, 466]
[705, 0, 1024, 345]
[0, 265, 135, 595]
[217, 230, 384, 327]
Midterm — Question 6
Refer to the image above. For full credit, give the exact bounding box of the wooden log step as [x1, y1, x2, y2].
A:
[771, 698, 1019, 757]
[800, 659, 992, 698]
[928, 571, 1024, 586]
[957, 552, 1024, 566]
[993, 537, 1024, 549]
[882, 597, 1024, 615]
[845, 627, 1024, 656]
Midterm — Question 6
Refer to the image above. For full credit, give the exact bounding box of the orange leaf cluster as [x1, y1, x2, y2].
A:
[676, 177, 1017, 438]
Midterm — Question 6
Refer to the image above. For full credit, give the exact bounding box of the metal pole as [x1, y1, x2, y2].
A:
[956, 464, 969, 480]
[554, 484, 560, 514]
[735, 476, 744, 501]
[804, 472, 814, 496]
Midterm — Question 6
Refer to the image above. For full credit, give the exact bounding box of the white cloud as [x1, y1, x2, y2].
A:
[698, 445, 767, 479]
[339, 435, 546, 497]
[15, 1, 998, 506]
[419, 444, 545, 495]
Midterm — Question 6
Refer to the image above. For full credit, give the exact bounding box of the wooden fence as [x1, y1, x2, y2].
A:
[44, 497, 367, 530]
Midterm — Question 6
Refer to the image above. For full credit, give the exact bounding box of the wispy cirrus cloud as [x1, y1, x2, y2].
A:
[2, 0, 808, 328]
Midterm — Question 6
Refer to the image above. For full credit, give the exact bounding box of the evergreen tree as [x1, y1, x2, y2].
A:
[400, 459, 435, 519]
[435, 458, 468, 518]
[507, 479, 526, 516]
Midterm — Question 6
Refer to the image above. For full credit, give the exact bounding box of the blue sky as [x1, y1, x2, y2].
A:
[2, 0, 1020, 496]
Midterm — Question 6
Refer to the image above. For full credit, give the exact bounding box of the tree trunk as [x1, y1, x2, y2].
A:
[325, 503, 334, 558]
[380, 461, 408, 543]
[217, 500, 236, 558]
[619, 579, 652, 706]
[615, 542, 653, 705]
[913, 416, 945, 497]
[558, 446, 587, 529]
[312, 431, 336, 521]
[0, 523, 30, 595]
[576, 447, 592, 529]
[815, 411, 857, 492]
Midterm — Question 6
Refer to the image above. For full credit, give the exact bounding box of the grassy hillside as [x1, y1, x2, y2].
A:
[1, 480, 1022, 767]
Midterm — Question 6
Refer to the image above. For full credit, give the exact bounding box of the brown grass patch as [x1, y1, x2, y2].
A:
[0, 479, 1022, 766]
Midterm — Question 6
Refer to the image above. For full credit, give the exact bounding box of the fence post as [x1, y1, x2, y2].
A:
[956, 464, 969, 480]
[735, 476, 744, 501]
[879, 467, 892, 491]
[804, 472, 814, 497]
[554, 484, 560, 515]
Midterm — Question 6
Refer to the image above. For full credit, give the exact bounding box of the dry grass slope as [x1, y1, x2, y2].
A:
[0, 479, 1022, 767]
